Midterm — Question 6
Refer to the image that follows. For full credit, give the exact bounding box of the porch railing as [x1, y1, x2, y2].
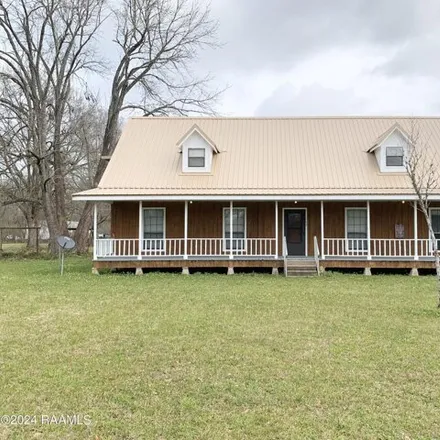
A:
[95, 237, 277, 259]
[95, 237, 440, 260]
[323, 238, 437, 259]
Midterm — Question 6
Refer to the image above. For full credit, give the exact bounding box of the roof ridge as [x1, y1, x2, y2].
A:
[130, 115, 440, 121]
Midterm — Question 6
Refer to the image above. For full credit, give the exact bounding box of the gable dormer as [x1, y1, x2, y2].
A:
[177, 124, 219, 173]
[368, 123, 410, 173]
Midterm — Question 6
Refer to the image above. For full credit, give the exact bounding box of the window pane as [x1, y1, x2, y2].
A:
[188, 148, 205, 157]
[188, 148, 205, 168]
[188, 157, 205, 167]
[386, 147, 404, 166]
[431, 209, 440, 234]
[224, 208, 246, 249]
[347, 209, 367, 250]
[144, 209, 164, 239]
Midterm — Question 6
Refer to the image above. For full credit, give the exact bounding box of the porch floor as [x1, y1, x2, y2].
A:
[93, 256, 437, 271]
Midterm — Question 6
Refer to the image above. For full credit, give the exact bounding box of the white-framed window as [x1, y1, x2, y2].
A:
[223, 207, 246, 251]
[143, 208, 165, 250]
[345, 208, 368, 252]
[430, 208, 440, 250]
[181, 130, 213, 173]
[188, 148, 206, 168]
[386, 146, 404, 167]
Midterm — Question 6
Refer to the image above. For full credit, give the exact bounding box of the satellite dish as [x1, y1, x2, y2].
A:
[56, 235, 76, 250]
[56, 236, 76, 275]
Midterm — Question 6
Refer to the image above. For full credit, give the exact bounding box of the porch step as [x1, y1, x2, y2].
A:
[285, 258, 318, 277]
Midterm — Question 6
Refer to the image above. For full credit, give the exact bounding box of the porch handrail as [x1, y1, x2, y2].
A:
[313, 236, 320, 276]
[322, 238, 438, 259]
[95, 237, 277, 259]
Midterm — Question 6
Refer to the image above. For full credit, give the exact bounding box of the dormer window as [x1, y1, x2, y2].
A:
[177, 124, 220, 174]
[386, 147, 404, 167]
[188, 148, 205, 168]
[368, 123, 409, 173]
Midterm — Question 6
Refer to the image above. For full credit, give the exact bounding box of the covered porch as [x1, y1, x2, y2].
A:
[92, 199, 440, 272]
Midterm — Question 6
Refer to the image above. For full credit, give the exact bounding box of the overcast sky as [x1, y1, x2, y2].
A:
[93, 0, 440, 117]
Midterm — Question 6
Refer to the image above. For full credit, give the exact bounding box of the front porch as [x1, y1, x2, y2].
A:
[92, 200, 440, 272]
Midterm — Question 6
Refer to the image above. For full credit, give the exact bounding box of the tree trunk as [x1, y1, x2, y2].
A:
[22, 204, 40, 249]
[74, 109, 119, 254]
[74, 201, 93, 253]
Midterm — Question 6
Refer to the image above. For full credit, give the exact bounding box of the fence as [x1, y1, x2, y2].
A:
[0, 227, 41, 253]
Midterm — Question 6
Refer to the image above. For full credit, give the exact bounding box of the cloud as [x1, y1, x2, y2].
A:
[206, 0, 423, 73]
[254, 83, 367, 116]
[378, 35, 440, 79]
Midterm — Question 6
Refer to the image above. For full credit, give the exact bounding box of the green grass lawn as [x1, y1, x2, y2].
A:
[1, 258, 440, 439]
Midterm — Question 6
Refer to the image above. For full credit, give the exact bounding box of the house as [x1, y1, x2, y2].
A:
[73, 117, 440, 275]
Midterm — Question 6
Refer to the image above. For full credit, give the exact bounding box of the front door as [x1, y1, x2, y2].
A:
[284, 209, 306, 256]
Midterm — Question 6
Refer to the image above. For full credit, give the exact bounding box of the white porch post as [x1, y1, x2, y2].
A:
[229, 200, 233, 260]
[138, 201, 142, 260]
[320, 201, 325, 260]
[93, 203, 98, 260]
[414, 201, 418, 260]
[184, 201, 188, 259]
[274, 201, 278, 258]
[367, 201, 371, 260]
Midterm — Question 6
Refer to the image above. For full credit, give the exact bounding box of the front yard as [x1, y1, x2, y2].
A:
[0, 257, 439, 439]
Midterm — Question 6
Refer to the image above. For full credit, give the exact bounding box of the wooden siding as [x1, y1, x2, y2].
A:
[110, 200, 436, 257]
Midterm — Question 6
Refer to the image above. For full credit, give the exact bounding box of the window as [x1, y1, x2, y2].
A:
[346, 208, 368, 251]
[430, 209, 440, 249]
[188, 148, 205, 168]
[143, 208, 165, 250]
[223, 208, 246, 250]
[386, 146, 404, 167]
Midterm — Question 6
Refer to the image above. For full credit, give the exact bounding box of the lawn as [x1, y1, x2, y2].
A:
[0, 257, 439, 440]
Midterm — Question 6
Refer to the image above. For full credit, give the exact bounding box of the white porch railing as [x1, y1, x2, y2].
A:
[95, 237, 277, 259]
[95, 237, 439, 260]
[96, 239, 138, 258]
[323, 238, 437, 259]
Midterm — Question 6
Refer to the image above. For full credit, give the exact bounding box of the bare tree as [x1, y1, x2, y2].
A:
[405, 122, 440, 308]
[0, 0, 106, 252]
[74, 0, 221, 252]
[0, 78, 42, 247]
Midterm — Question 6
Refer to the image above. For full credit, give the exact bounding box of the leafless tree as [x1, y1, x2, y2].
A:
[405, 122, 440, 308]
[0, 0, 106, 253]
[0, 78, 42, 247]
[74, 0, 221, 252]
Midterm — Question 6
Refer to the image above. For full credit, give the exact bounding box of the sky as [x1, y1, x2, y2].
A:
[92, 0, 440, 117]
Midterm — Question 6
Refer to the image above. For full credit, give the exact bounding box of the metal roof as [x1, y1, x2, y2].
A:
[74, 116, 440, 199]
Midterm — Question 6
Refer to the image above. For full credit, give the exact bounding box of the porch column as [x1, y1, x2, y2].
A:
[229, 200, 233, 260]
[367, 201, 371, 260]
[93, 203, 97, 260]
[274, 201, 278, 258]
[414, 201, 418, 260]
[184, 201, 188, 259]
[320, 201, 325, 260]
[138, 201, 142, 260]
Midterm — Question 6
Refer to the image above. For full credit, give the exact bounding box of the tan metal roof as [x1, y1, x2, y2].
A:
[74, 116, 440, 199]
